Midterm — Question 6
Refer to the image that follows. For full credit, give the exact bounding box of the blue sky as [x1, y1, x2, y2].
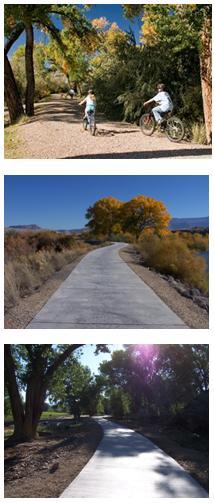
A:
[8, 5, 141, 56]
[4, 176, 209, 229]
[77, 344, 123, 374]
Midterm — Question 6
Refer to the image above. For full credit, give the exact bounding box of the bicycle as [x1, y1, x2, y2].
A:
[83, 109, 96, 136]
[139, 110, 185, 142]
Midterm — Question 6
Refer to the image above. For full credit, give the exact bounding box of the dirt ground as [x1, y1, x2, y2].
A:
[120, 246, 209, 329]
[5, 96, 212, 159]
[114, 419, 208, 492]
[4, 417, 102, 498]
[4, 253, 87, 329]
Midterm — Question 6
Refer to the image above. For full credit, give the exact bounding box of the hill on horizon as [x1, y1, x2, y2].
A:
[169, 217, 209, 230]
[6, 217, 209, 233]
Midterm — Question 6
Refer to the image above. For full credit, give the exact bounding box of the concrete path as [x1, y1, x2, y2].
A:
[61, 418, 208, 498]
[27, 243, 186, 329]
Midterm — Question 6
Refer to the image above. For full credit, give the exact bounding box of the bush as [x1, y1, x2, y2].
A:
[173, 392, 209, 436]
[137, 233, 208, 293]
[191, 122, 207, 144]
[110, 388, 131, 419]
[4, 231, 92, 311]
[4, 263, 19, 309]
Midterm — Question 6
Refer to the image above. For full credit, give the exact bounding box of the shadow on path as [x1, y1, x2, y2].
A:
[63, 147, 212, 159]
[60, 418, 208, 498]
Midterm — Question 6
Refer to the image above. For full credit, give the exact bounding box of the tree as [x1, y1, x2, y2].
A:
[122, 195, 171, 239]
[86, 197, 123, 237]
[4, 5, 97, 118]
[4, 344, 108, 442]
[49, 357, 94, 418]
[4, 19, 25, 122]
[45, 25, 98, 93]
[99, 345, 209, 419]
[124, 5, 212, 144]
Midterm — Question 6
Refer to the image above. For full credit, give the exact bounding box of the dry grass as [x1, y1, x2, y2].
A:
[191, 122, 207, 145]
[5, 231, 91, 311]
[137, 233, 208, 294]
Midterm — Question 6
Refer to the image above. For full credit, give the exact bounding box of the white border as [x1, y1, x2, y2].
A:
[1, 0, 213, 502]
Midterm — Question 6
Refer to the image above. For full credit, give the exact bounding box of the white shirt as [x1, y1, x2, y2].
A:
[153, 91, 173, 111]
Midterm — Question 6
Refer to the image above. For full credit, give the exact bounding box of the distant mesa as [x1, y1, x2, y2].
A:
[169, 217, 209, 230]
[6, 218, 209, 233]
[8, 224, 42, 230]
[6, 224, 85, 233]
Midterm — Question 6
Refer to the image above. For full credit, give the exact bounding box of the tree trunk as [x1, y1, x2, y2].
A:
[4, 346, 25, 440]
[25, 24, 35, 116]
[20, 378, 46, 440]
[200, 16, 212, 144]
[4, 52, 24, 123]
[5, 344, 83, 442]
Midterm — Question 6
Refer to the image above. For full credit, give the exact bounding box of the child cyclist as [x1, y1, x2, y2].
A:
[79, 89, 96, 121]
[144, 83, 173, 126]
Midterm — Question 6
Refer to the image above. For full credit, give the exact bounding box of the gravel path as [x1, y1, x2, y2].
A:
[17, 96, 212, 159]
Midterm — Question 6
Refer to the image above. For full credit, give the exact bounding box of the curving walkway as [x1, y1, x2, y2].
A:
[61, 417, 208, 498]
[27, 243, 186, 329]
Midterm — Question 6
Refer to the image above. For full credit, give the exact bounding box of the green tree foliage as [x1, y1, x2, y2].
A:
[109, 388, 131, 418]
[4, 344, 108, 442]
[49, 358, 106, 417]
[100, 345, 209, 421]
[4, 4, 97, 119]
[123, 4, 212, 142]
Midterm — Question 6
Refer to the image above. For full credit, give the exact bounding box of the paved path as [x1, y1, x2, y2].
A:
[61, 418, 208, 498]
[27, 244, 186, 329]
[11, 96, 212, 159]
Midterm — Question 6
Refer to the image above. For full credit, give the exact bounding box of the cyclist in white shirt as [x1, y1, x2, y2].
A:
[144, 83, 173, 125]
[79, 89, 96, 120]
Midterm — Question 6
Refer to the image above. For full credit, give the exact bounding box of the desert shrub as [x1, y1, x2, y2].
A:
[29, 251, 55, 281]
[191, 122, 207, 144]
[49, 252, 66, 271]
[4, 263, 19, 309]
[137, 233, 208, 293]
[13, 259, 38, 294]
[179, 232, 209, 252]
[5, 231, 32, 260]
[4, 228, 94, 311]
[4, 234, 92, 311]
[109, 232, 134, 243]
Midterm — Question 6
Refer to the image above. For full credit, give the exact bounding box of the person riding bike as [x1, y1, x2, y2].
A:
[144, 83, 173, 127]
[79, 89, 96, 122]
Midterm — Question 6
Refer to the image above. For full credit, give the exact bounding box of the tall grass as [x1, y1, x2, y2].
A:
[137, 233, 208, 294]
[4, 231, 91, 310]
[191, 122, 207, 144]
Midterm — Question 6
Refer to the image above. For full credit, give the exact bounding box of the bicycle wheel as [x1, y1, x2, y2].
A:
[139, 113, 155, 136]
[166, 116, 185, 142]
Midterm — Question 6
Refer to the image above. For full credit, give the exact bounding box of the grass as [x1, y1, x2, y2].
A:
[40, 411, 71, 419]
[137, 232, 208, 294]
[4, 114, 29, 158]
[5, 231, 92, 310]
[191, 122, 207, 144]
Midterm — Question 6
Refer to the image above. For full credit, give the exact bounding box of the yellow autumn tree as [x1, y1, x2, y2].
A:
[121, 195, 171, 239]
[86, 197, 123, 237]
